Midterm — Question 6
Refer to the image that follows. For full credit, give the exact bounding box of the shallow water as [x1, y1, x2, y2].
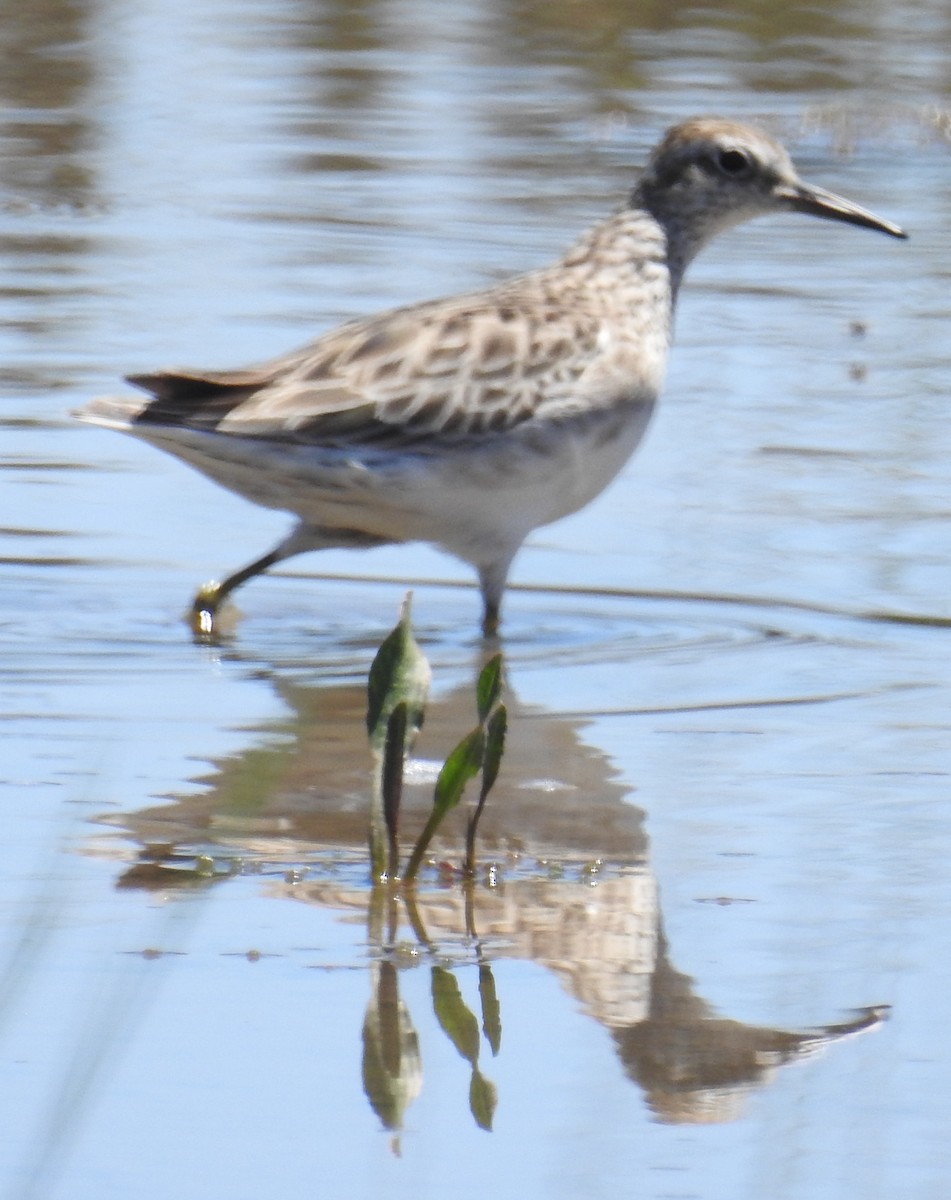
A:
[2, 2, 951, 1197]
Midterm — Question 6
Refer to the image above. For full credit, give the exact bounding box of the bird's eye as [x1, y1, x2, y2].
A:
[716, 148, 752, 177]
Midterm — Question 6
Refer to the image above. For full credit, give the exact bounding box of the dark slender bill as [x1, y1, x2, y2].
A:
[778, 182, 907, 239]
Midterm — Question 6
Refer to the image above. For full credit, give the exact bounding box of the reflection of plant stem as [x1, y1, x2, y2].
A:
[385, 886, 400, 946]
[366, 881, 402, 958]
[363, 882, 423, 1138]
[401, 885, 434, 953]
[367, 880, 386, 946]
[365, 883, 502, 1135]
[463, 875, 477, 942]
[462, 884, 502, 1056]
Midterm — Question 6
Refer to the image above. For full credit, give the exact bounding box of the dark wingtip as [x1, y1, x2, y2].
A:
[125, 372, 169, 398]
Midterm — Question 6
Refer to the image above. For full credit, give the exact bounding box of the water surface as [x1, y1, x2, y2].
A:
[1, 2, 950, 1197]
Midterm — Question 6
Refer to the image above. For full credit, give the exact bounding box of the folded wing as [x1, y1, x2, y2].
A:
[99, 288, 604, 448]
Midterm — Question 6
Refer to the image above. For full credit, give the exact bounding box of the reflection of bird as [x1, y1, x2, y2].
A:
[78, 118, 905, 636]
[610, 935, 889, 1124]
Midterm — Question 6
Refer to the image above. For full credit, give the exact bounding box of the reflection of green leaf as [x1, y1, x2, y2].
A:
[475, 654, 503, 722]
[362, 963, 422, 1131]
[478, 964, 502, 1056]
[469, 1068, 498, 1131]
[431, 966, 480, 1065]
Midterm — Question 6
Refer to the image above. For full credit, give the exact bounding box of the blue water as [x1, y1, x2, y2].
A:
[2, 2, 950, 1197]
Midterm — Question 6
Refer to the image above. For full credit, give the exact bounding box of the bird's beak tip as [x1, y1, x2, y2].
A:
[778, 181, 906, 240]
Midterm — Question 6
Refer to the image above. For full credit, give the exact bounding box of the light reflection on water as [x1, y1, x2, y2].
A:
[1, 0, 950, 1197]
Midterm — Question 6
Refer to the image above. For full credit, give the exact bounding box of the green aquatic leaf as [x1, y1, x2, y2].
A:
[475, 653, 504, 723]
[366, 594, 431, 879]
[434, 727, 485, 817]
[479, 703, 507, 803]
[403, 726, 485, 881]
[366, 592, 431, 751]
[464, 703, 507, 875]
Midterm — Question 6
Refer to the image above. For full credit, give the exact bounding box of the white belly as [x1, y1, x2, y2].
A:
[131, 396, 656, 567]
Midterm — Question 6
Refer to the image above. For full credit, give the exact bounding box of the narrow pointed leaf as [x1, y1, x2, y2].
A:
[366, 593, 431, 751]
[479, 704, 507, 803]
[475, 653, 504, 723]
[434, 728, 484, 818]
[404, 727, 483, 880]
[465, 704, 508, 873]
[366, 619, 405, 737]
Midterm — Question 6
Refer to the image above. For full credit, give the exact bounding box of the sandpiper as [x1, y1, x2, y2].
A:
[78, 118, 905, 636]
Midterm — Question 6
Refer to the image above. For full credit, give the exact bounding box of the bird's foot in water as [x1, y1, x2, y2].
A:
[189, 581, 237, 640]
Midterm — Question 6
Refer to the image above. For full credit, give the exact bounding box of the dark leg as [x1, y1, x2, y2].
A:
[481, 598, 501, 639]
[189, 524, 391, 638]
[478, 553, 515, 640]
[191, 544, 295, 637]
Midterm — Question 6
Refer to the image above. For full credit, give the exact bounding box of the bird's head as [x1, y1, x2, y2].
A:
[635, 118, 906, 253]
